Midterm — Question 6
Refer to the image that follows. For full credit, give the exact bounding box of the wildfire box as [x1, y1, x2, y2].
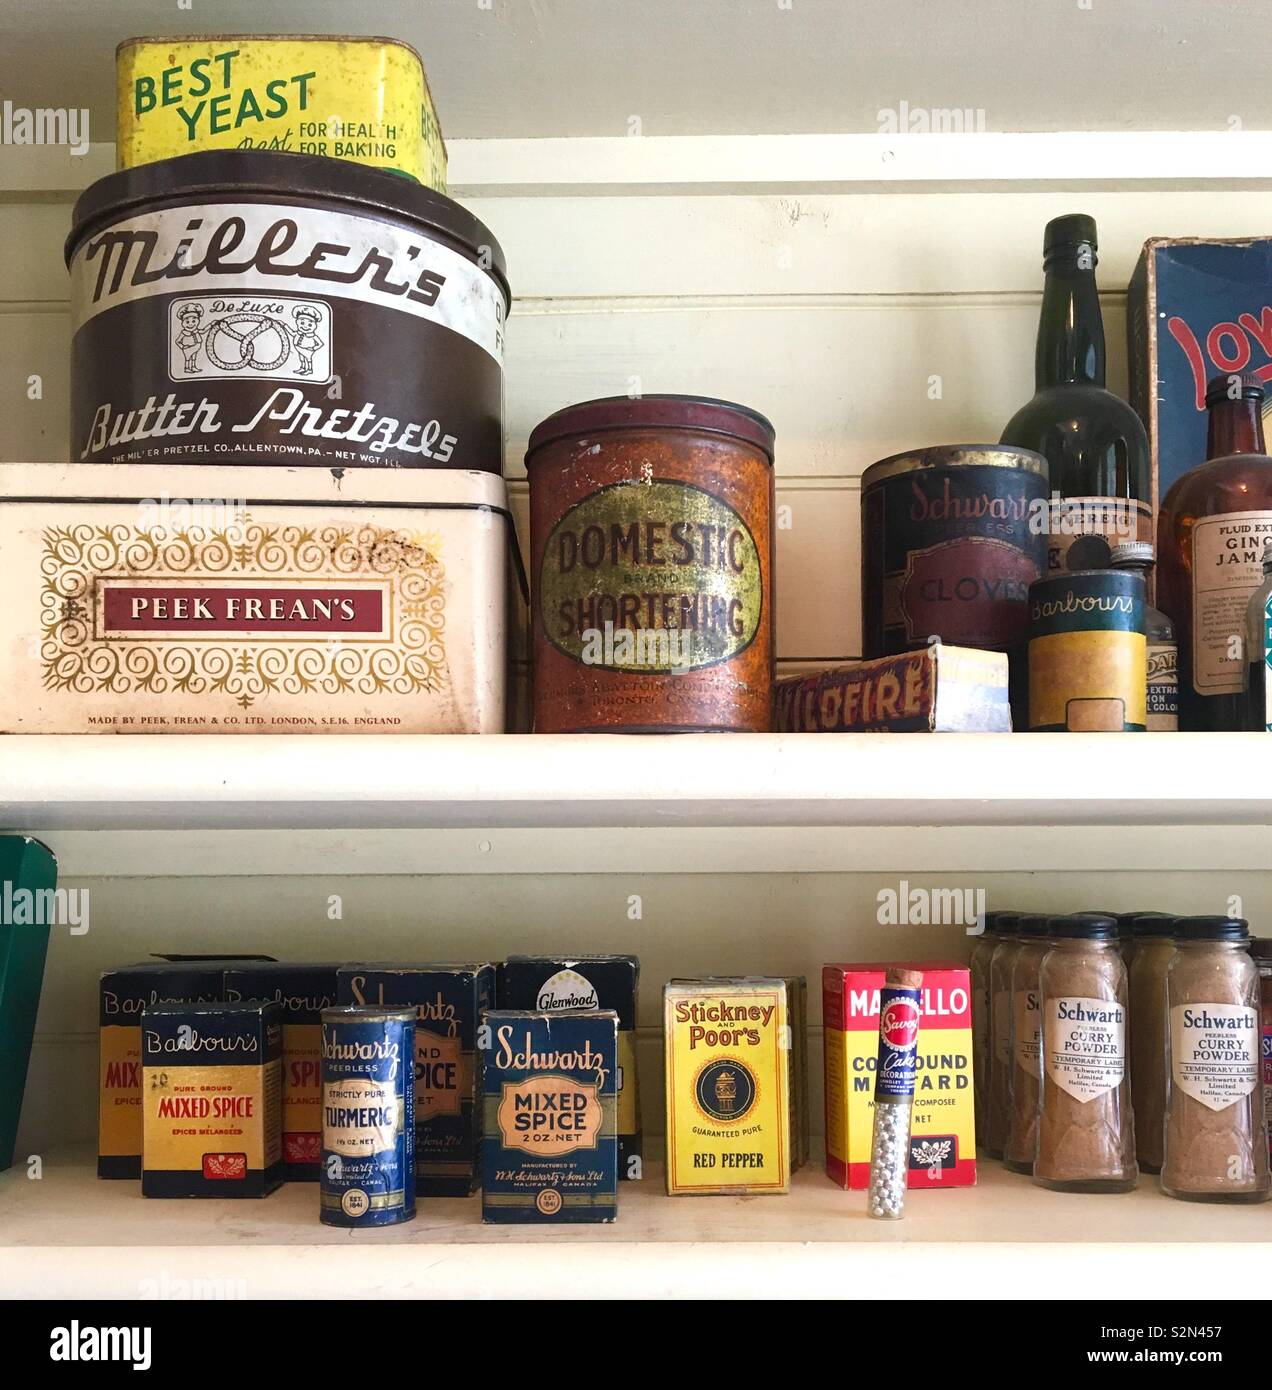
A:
[141, 1001, 283, 1198]
[822, 962, 976, 1190]
[223, 962, 339, 1181]
[481, 1009, 619, 1223]
[1128, 237, 1272, 504]
[663, 977, 791, 1196]
[337, 963, 495, 1195]
[497, 954, 641, 1178]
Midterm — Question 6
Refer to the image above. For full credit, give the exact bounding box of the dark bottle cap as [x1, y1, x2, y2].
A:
[1250, 938, 1272, 961]
[1048, 911, 1119, 940]
[984, 910, 1024, 935]
[1175, 914, 1250, 941]
[1043, 213, 1098, 267]
[1015, 913, 1051, 937]
[1122, 911, 1178, 939]
[1205, 372, 1266, 407]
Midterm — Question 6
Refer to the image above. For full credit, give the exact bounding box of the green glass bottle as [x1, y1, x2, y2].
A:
[1001, 214, 1152, 573]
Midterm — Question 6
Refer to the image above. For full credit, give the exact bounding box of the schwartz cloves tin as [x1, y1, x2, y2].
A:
[1028, 568, 1147, 731]
[320, 1006, 416, 1228]
[861, 445, 1049, 656]
[66, 150, 506, 471]
[116, 35, 447, 189]
[526, 395, 775, 732]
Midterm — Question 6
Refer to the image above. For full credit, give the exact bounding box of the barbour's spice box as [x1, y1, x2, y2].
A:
[0, 463, 523, 734]
[224, 963, 339, 1181]
[337, 963, 494, 1195]
[526, 395, 775, 733]
[498, 955, 642, 1178]
[141, 1001, 283, 1198]
[98, 959, 248, 1179]
[481, 1010, 619, 1223]
[663, 978, 791, 1195]
[823, 962, 976, 1190]
[116, 35, 447, 190]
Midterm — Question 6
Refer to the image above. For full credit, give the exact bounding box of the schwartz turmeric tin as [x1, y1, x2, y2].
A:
[527, 395, 775, 732]
[66, 150, 506, 471]
[0, 462, 524, 734]
[141, 1001, 283, 1198]
[861, 445, 1049, 656]
[116, 35, 447, 189]
[321, 1006, 416, 1227]
[663, 978, 790, 1195]
[1028, 569, 1147, 731]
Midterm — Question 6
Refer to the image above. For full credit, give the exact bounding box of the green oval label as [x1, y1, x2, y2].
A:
[539, 479, 763, 672]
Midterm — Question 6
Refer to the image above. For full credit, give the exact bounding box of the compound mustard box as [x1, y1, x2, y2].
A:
[141, 1001, 283, 1198]
[481, 1010, 618, 1223]
[337, 963, 495, 1195]
[663, 978, 790, 1196]
[823, 962, 976, 1190]
[498, 955, 642, 1179]
[223, 962, 339, 1181]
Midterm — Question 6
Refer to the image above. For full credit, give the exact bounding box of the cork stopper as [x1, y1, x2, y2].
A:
[886, 967, 923, 988]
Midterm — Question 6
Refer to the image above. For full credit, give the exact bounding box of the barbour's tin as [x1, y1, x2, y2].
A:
[0, 462, 524, 734]
[141, 1000, 283, 1198]
[66, 150, 506, 471]
[481, 1009, 619, 1224]
[116, 35, 447, 189]
[224, 963, 339, 1181]
[1028, 568, 1147, 731]
[526, 395, 775, 733]
[320, 1006, 416, 1227]
[337, 964, 495, 1195]
[861, 445, 1049, 656]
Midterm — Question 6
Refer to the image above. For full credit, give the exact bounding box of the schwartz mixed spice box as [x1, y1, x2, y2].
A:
[498, 955, 642, 1177]
[223, 962, 338, 1180]
[663, 977, 790, 1195]
[337, 963, 494, 1195]
[141, 1000, 283, 1198]
[0, 463, 525, 734]
[823, 962, 976, 1190]
[1128, 237, 1272, 503]
[481, 1010, 619, 1223]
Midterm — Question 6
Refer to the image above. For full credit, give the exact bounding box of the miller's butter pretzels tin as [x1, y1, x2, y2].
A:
[481, 1010, 619, 1223]
[663, 978, 790, 1195]
[141, 1000, 283, 1198]
[116, 35, 447, 189]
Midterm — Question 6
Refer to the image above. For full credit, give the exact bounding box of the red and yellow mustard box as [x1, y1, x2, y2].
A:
[823, 962, 976, 1190]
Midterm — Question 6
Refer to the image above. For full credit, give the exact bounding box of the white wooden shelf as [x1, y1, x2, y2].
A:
[1, 732, 1270, 834]
[1, 1150, 1266, 1298]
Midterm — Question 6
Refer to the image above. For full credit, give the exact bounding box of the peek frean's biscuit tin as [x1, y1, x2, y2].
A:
[116, 35, 447, 190]
[0, 463, 523, 734]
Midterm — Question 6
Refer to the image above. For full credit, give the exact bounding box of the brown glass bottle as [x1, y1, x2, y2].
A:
[1001, 214, 1152, 573]
[1158, 373, 1272, 731]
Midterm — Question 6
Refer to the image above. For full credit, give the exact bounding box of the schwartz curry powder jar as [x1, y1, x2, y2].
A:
[526, 395, 775, 733]
[861, 444, 1048, 656]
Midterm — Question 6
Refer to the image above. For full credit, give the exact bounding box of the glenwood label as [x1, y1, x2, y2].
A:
[481, 1011, 618, 1224]
[538, 480, 762, 672]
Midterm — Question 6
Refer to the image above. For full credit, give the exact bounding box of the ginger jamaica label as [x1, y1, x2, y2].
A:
[538, 479, 763, 673]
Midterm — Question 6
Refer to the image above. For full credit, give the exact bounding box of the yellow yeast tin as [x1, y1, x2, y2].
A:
[116, 34, 447, 189]
[663, 978, 790, 1195]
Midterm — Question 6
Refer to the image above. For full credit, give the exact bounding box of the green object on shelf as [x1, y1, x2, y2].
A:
[0, 836, 57, 1172]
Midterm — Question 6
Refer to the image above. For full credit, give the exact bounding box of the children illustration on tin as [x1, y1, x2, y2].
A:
[291, 304, 324, 376]
[174, 303, 205, 373]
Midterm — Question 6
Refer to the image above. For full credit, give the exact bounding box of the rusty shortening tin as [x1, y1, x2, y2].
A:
[66, 150, 507, 472]
[116, 34, 447, 190]
[526, 395, 775, 733]
[861, 445, 1049, 656]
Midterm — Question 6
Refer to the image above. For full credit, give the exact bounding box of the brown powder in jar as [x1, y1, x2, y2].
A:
[1126, 913, 1177, 1174]
[1004, 916, 1050, 1174]
[971, 911, 1016, 1152]
[987, 927, 1024, 1157]
[1161, 916, 1269, 1203]
[1035, 913, 1137, 1192]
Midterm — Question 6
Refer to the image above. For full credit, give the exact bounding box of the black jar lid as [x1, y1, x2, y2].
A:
[1250, 938, 1272, 960]
[984, 910, 1023, 935]
[1175, 915, 1250, 941]
[1122, 911, 1178, 939]
[1015, 913, 1051, 937]
[1048, 911, 1119, 940]
[526, 395, 775, 464]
